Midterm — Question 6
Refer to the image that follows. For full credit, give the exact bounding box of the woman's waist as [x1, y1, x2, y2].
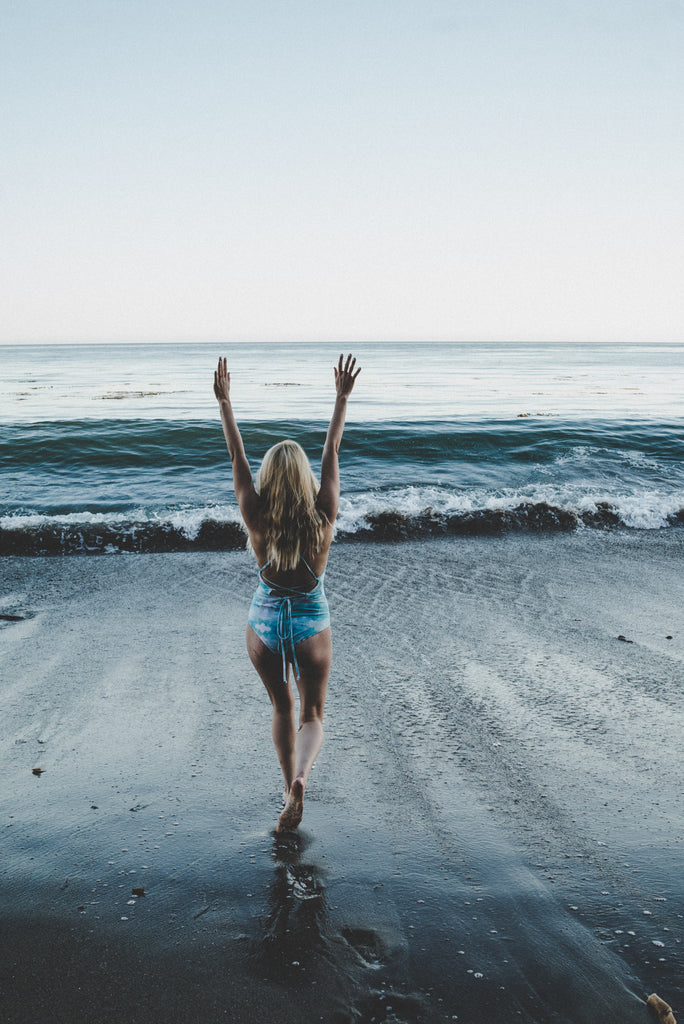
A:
[254, 578, 326, 603]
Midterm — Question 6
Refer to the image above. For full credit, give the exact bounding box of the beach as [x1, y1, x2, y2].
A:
[1, 531, 682, 1023]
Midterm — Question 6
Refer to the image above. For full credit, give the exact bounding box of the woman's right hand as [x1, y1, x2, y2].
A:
[213, 357, 230, 403]
[334, 353, 361, 399]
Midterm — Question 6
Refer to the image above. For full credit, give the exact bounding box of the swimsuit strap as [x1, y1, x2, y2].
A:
[300, 558, 320, 583]
[258, 557, 321, 587]
[277, 598, 299, 684]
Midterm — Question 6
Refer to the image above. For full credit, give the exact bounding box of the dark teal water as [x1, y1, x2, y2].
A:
[2, 342, 683, 553]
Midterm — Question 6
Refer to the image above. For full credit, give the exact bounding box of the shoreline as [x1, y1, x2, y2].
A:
[1, 532, 682, 1022]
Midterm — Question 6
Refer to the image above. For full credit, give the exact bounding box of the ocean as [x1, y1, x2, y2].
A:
[1, 341, 683, 555]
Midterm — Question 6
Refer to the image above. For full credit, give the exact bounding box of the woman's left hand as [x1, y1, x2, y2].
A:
[213, 357, 230, 402]
[334, 353, 361, 399]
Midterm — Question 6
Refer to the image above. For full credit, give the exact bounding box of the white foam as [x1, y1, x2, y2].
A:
[0, 504, 243, 535]
[2, 487, 682, 542]
[336, 482, 684, 532]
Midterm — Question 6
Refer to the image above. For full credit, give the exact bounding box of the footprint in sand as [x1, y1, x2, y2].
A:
[341, 927, 385, 969]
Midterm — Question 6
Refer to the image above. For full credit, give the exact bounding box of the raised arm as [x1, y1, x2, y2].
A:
[317, 353, 361, 522]
[213, 358, 259, 527]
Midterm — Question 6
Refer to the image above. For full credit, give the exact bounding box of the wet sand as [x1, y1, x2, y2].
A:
[1, 532, 682, 1023]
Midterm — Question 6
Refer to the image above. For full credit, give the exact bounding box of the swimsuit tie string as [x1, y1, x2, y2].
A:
[277, 597, 300, 684]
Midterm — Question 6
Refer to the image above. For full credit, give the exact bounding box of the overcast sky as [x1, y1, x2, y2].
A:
[2, 0, 683, 344]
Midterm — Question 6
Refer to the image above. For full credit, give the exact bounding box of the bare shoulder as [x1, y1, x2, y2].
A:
[242, 512, 268, 566]
[237, 486, 262, 530]
[316, 491, 338, 525]
[311, 518, 335, 574]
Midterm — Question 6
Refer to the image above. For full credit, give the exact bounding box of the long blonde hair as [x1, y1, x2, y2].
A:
[255, 440, 326, 570]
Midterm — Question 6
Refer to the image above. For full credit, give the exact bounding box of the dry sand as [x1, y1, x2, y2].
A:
[1, 531, 682, 1023]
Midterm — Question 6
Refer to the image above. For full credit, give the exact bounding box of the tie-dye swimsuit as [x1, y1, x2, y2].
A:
[248, 559, 330, 683]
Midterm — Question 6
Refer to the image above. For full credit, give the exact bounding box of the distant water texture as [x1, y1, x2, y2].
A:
[2, 342, 683, 554]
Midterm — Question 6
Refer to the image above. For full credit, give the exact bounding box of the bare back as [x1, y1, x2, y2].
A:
[245, 503, 335, 586]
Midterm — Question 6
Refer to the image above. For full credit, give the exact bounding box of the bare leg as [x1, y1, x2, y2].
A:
[246, 627, 296, 794]
[277, 628, 331, 832]
[246, 625, 332, 831]
[277, 721, 324, 831]
[272, 707, 296, 794]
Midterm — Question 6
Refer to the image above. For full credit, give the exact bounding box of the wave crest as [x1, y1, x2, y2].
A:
[2, 496, 682, 555]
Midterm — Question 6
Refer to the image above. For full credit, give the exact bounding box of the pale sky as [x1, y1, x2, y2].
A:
[2, 0, 683, 344]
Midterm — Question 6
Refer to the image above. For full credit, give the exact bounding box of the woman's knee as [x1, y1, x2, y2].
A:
[269, 684, 295, 715]
[299, 698, 325, 726]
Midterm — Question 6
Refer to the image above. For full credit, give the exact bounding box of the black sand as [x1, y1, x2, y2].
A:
[1, 533, 682, 1023]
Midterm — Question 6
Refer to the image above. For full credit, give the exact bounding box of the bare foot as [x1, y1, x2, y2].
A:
[647, 994, 677, 1024]
[277, 778, 304, 832]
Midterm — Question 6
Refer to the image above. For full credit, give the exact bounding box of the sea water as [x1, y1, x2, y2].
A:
[1, 341, 683, 554]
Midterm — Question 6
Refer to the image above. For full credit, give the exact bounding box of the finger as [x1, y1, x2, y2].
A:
[352, 366, 361, 380]
[338, 353, 344, 373]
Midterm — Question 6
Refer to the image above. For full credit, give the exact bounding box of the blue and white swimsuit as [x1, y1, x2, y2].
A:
[248, 559, 330, 683]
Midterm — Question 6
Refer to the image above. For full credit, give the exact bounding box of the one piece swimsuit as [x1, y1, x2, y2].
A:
[248, 559, 330, 683]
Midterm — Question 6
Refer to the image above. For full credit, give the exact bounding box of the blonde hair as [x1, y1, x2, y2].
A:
[255, 440, 326, 570]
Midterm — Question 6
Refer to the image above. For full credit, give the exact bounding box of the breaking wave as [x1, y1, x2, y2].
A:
[2, 487, 682, 555]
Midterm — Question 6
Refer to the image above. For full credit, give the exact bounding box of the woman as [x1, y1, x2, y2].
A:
[213, 353, 361, 832]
